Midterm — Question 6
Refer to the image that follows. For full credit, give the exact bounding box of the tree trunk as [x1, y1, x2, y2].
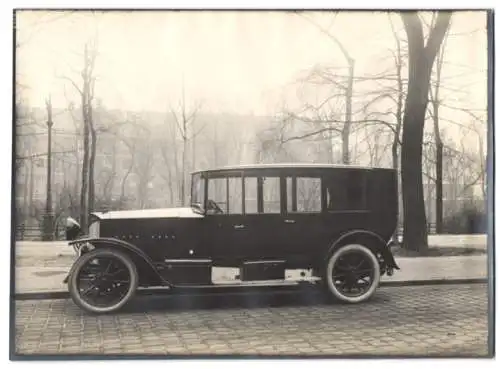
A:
[22, 161, 29, 220]
[431, 30, 448, 235]
[401, 96, 429, 251]
[88, 125, 97, 213]
[73, 137, 81, 208]
[401, 11, 451, 251]
[104, 138, 117, 203]
[342, 60, 354, 164]
[192, 121, 196, 171]
[393, 77, 403, 243]
[181, 136, 187, 206]
[79, 110, 90, 231]
[435, 132, 444, 233]
[28, 157, 34, 221]
[120, 156, 133, 204]
[392, 136, 400, 241]
[400, 11, 451, 252]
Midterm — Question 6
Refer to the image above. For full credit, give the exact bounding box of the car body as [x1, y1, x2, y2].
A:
[64, 163, 400, 313]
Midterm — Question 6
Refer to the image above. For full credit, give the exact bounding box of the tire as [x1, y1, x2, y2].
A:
[68, 248, 139, 314]
[324, 244, 381, 303]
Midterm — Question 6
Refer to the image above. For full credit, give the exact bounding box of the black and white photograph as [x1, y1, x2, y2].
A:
[10, 7, 493, 360]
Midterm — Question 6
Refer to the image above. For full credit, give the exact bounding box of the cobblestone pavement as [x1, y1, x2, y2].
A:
[13, 284, 490, 357]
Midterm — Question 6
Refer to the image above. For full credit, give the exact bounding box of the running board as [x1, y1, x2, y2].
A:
[141, 276, 321, 292]
[138, 278, 321, 296]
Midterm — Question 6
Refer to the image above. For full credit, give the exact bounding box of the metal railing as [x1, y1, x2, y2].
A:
[15, 225, 65, 241]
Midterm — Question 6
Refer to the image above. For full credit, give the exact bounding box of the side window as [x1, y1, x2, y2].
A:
[227, 176, 243, 214]
[208, 178, 227, 212]
[286, 177, 295, 212]
[244, 176, 258, 214]
[262, 177, 280, 213]
[326, 171, 366, 211]
[207, 176, 243, 214]
[297, 177, 322, 212]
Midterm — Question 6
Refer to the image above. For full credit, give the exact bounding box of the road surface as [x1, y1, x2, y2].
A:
[13, 283, 490, 357]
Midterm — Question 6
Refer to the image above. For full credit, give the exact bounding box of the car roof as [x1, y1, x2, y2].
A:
[192, 163, 394, 174]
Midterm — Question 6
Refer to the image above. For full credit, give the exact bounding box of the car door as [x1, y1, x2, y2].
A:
[205, 173, 254, 262]
[206, 172, 287, 263]
[239, 174, 287, 260]
[280, 174, 329, 263]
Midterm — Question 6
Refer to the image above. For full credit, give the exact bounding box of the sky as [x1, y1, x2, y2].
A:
[15, 10, 488, 117]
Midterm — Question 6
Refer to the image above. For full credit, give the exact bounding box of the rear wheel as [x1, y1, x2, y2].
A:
[68, 248, 138, 314]
[324, 244, 381, 303]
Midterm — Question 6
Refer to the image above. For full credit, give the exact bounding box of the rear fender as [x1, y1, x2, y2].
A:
[64, 237, 171, 287]
[326, 230, 400, 270]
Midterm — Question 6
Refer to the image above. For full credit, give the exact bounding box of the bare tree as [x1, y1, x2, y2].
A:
[400, 11, 452, 252]
[63, 40, 98, 231]
[159, 116, 180, 206]
[428, 24, 451, 233]
[298, 13, 354, 164]
[361, 15, 407, 239]
[169, 84, 203, 206]
[133, 127, 156, 209]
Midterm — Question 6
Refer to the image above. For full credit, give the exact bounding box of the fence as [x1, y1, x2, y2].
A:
[15, 224, 65, 241]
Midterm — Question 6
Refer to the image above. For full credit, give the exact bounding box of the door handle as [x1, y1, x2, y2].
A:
[234, 224, 246, 229]
[284, 219, 296, 224]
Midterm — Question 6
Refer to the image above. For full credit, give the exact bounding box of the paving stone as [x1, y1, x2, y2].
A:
[13, 284, 490, 357]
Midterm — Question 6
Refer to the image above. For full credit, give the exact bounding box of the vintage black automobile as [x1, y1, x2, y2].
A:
[64, 163, 400, 313]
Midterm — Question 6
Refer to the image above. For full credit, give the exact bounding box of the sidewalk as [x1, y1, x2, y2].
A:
[13, 235, 489, 297]
[14, 255, 489, 296]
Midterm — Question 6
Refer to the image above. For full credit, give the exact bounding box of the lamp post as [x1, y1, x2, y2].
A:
[42, 96, 54, 241]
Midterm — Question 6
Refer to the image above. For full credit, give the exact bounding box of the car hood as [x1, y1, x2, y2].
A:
[92, 207, 204, 220]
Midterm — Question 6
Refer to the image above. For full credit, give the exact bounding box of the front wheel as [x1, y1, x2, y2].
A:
[324, 244, 381, 303]
[68, 248, 139, 314]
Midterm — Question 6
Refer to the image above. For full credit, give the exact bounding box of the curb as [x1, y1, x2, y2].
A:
[379, 278, 488, 287]
[13, 278, 488, 301]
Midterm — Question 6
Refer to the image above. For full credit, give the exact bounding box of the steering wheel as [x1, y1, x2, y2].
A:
[207, 199, 224, 214]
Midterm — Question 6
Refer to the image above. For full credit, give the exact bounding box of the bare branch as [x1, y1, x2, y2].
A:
[280, 118, 396, 144]
[296, 12, 353, 64]
[59, 75, 83, 95]
[424, 11, 453, 58]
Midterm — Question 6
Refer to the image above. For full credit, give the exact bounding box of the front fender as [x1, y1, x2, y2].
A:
[64, 237, 171, 287]
[328, 230, 400, 270]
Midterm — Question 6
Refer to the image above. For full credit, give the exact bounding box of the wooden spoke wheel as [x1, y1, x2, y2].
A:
[325, 244, 381, 303]
[68, 248, 138, 314]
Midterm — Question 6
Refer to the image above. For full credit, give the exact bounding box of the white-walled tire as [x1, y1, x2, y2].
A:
[68, 248, 139, 314]
[325, 244, 381, 303]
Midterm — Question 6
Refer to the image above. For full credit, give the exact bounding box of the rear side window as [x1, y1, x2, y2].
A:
[325, 170, 366, 211]
[286, 176, 322, 213]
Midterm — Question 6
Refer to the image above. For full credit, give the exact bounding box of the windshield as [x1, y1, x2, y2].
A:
[191, 173, 205, 213]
